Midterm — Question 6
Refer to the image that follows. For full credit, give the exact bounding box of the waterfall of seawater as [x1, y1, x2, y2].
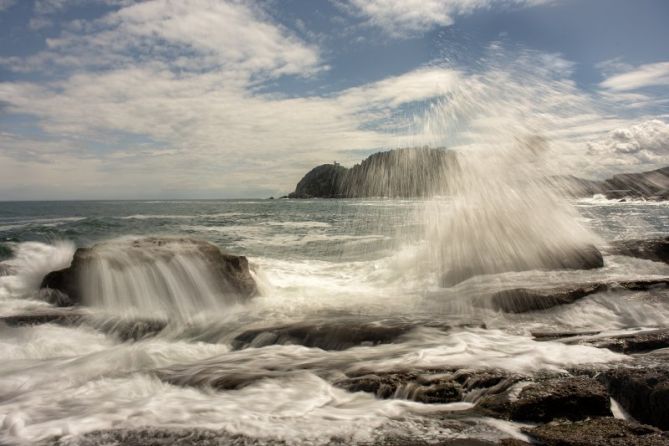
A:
[75, 237, 247, 319]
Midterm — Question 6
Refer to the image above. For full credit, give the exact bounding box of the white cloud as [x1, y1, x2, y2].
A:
[0, 0, 16, 12]
[600, 61, 669, 91]
[343, 0, 553, 37]
[586, 119, 669, 166]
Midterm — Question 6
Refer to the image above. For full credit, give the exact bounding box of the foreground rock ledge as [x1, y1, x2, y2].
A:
[524, 418, 669, 446]
[40, 237, 257, 307]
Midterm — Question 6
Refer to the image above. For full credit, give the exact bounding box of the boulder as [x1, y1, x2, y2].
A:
[599, 366, 669, 430]
[478, 376, 611, 422]
[610, 237, 669, 264]
[40, 237, 257, 307]
[524, 418, 669, 446]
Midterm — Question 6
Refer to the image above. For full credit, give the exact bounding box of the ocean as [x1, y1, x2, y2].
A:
[0, 197, 668, 444]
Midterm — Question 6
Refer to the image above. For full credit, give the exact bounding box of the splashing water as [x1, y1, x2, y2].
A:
[410, 52, 605, 287]
[71, 237, 252, 319]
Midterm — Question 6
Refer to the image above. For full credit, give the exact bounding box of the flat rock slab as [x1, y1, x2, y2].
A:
[478, 376, 611, 422]
[599, 366, 669, 430]
[0, 309, 166, 342]
[490, 283, 607, 313]
[40, 427, 527, 446]
[578, 329, 669, 354]
[0, 309, 87, 327]
[488, 278, 668, 314]
[610, 237, 669, 264]
[524, 418, 669, 446]
[231, 319, 481, 351]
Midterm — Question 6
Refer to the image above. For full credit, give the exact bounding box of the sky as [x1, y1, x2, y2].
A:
[0, 0, 668, 200]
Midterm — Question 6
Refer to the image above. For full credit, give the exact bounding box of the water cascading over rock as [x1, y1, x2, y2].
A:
[40, 237, 257, 318]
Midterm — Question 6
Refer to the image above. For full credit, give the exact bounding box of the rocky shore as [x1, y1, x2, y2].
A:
[3, 235, 666, 445]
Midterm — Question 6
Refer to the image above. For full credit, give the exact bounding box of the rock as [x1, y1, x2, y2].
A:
[0, 310, 165, 342]
[0, 242, 13, 262]
[599, 366, 669, 430]
[487, 278, 668, 314]
[532, 330, 602, 341]
[335, 370, 463, 403]
[40, 237, 257, 307]
[92, 318, 167, 342]
[231, 319, 418, 351]
[442, 244, 604, 287]
[288, 163, 348, 198]
[0, 309, 86, 327]
[524, 418, 669, 446]
[610, 237, 669, 264]
[489, 283, 607, 313]
[478, 376, 611, 422]
[37, 288, 77, 307]
[288, 147, 457, 199]
[40, 428, 287, 446]
[581, 329, 669, 354]
[563, 165, 669, 201]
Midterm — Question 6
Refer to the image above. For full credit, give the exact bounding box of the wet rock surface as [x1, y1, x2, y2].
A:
[0, 309, 165, 341]
[489, 283, 607, 313]
[599, 366, 669, 430]
[478, 376, 611, 422]
[40, 237, 257, 306]
[0, 308, 87, 327]
[578, 329, 669, 354]
[523, 418, 669, 446]
[232, 320, 417, 351]
[441, 244, 604, 287]
[488, 278, 668, 314]
[40, 427, 527, 446]
[610, 237, 669, 264]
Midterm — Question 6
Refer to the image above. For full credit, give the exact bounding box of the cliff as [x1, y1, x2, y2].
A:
[288, 147, 457, 198]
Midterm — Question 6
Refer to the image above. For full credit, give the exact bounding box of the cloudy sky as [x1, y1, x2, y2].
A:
[0, 0, 668, 199]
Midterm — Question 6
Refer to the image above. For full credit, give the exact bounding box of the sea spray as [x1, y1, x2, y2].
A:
[410, 52, 606, 289]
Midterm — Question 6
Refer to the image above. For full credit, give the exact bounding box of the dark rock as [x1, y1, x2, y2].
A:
[599, 366, 669, 430]
[532, 330, 602, 341]
[231, 319, 416, 351]
[612, 278, 669, 291]
[0, 310, 165, 342]
[478, 376, 611, 422]
[335, 371, 464, 403]
[487, 278, 668, 314]
[0, 244, 13, 263]
[0, 309, 86, 327]
[288, 163, 348, 198]
[92, 318, 167, 342]
[442, 244, 604, 287]
[563, 165, 669, 201]
[40, 237, 257, 307]
[37, 288, 77, 307]
[582, 329, 669, 354]
[489, 283, 607, 313]
[602, 166, 669, 201]
[288, 147, 457, 199]
[610, 237, 669, 264]
[524, 418, 669, 446]
[41, 428, 287, 446]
